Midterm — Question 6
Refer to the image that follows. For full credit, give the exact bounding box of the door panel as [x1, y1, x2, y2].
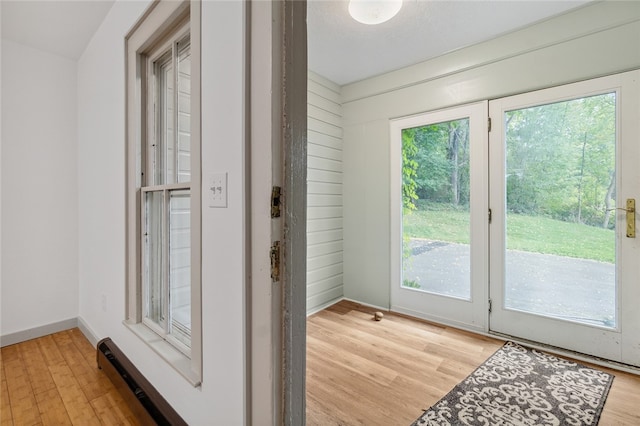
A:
[390, 101, 488, 331]
[489, 71, 640, 366]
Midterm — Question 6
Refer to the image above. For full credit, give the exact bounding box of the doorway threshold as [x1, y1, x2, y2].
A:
[488, 331, 640, 377]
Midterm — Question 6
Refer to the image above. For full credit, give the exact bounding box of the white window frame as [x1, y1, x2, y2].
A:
[125, 0, 202, 386]
[142, 20, 192, 357]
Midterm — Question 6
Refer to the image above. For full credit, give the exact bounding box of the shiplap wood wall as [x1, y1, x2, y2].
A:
[307, 72, 344, 314]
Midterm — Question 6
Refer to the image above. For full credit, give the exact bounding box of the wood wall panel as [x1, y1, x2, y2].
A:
[308, 130, 342, 150]
[307, 240, 343, 258]
[307, 72, 345, 313]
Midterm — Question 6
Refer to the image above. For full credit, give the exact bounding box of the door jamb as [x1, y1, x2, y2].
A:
[280, 0, 308, 424]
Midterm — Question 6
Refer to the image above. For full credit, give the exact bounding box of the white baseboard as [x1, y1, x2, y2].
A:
[343, 297, 389, 313]
[77, 317, 100, 347]
[0, 318, 78, 347]
[307, 297, 391, 317]
[307, 297, 345, 317]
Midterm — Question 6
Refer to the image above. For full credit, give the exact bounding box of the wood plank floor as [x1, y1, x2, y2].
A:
[4, 306, 640, 425]
[306, 300, 640, 425]
[1, 328, 139, 426]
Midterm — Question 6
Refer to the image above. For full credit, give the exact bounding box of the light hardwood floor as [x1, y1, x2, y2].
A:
[1, 328, 139, 426]
[3, 305, 640, 425]
[306, 300, 640, 425]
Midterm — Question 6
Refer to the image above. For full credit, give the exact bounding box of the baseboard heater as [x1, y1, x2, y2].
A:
[97, 337, 188, 426]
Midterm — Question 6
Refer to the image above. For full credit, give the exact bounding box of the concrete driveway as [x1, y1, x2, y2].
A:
[403, 239, 616, 327]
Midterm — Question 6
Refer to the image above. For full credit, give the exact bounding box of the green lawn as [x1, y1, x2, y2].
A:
[403, 207, 615, 263]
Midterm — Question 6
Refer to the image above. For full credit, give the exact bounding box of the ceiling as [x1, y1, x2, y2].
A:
[1, 0, 115, 60]
[1, 0, 590, 84]
[308, 0, 592, 85]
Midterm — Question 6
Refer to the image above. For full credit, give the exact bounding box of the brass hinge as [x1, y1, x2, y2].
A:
[271, 186, 281, 218]
[488, 208, 492, 224]
[488, 299, 492, 313]
[270, 241, 280, 282]
[488, 117, 492, 132]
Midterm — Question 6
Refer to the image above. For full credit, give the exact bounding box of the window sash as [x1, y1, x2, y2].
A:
[141, 185, 191, 356]
[147, 26, 191, 188]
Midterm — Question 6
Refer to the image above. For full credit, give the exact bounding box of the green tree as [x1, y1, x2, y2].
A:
[402, 128, 419, 212]
[505, 92, 615, 228]
[402, 119, 470, 209]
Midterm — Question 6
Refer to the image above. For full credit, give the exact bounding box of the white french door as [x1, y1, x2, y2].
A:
[489, 71, 640, 366]
[391, 71, 640, 367]
[390, 101, 489, 332]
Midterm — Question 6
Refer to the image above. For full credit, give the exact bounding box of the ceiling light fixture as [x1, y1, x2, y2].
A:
[348, 0, 403, 25]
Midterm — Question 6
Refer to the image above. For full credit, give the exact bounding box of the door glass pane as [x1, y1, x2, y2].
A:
[504, 93, 616, 327]
[169, 190, 191, 347]
[144, 190, 165, 326]
[402, 118, 471, 299]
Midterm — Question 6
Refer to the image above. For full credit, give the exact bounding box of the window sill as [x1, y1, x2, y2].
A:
[124, 321, 201, 387]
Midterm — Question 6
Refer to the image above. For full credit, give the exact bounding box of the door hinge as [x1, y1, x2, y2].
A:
[271, 186, 281, 218]
[488, 208, 492, 224]
[488, 117, 492, 132]
[488, 299, 492, 313]
[270, 241, 280, 282]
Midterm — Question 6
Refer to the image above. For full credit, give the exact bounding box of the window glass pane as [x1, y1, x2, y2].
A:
[402, 118, 471, 300]
[144, 191, 165, 326]
[504, 93, 616, 327]
[169, 190, 191, 347]
[177, 37, 191, 183]
[154, 52, 174, 185]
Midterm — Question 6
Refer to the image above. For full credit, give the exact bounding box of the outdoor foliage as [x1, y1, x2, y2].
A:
[505, 93, 616, 228]
[402, 119, 470, 211]
[401, 129, 419, 213]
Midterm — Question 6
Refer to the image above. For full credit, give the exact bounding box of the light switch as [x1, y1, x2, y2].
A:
[208, 173, 228, 208]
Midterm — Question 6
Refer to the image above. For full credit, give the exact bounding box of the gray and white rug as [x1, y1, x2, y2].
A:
[412, 341, 614, 426]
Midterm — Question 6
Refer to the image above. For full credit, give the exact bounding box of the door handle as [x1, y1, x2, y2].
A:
[607, 199, 635, 238]
[626, 199, 636, 238]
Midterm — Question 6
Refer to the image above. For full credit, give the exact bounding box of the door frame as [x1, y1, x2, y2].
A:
[388, 72, 640, 368]
[248, 1, 307, 424]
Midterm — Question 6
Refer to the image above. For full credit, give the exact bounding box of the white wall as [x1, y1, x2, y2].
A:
[1, 39, 79, 336]
[77, 1, 245, 424]
[307, 71, 344, 313]
[342, 1, 640, 309]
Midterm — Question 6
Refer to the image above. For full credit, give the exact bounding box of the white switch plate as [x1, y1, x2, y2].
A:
[208, 172, 228, 208]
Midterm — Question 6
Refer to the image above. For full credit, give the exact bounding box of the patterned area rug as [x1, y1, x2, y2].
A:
[412, 341, 614, 426]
